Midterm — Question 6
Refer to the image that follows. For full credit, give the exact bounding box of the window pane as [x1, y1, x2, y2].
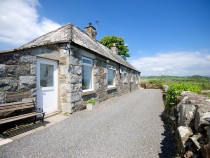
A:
[82, 65, 92, 90]
[108, 69, 115, 86]
[40, 64, 54, 87]
[82, 58, 92, 65]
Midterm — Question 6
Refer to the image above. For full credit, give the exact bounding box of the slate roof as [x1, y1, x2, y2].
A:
[6, 23, 139, 72]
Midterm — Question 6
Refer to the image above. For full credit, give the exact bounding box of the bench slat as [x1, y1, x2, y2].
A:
[0, 101, 34, 107]
[0, 103, 34, 111]
[0, 112, 43, 125]
[0, 102, 34, 109]
[0, 105, 34, 113]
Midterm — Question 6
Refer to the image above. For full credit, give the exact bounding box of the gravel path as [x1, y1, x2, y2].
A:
[0, 89, 175, 158]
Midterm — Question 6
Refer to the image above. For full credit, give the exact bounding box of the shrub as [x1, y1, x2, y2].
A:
[206, 94, 210, 98]
[165, 83, 201, 108]
[86, 98, 97, 105]
[149, 80, 163, 86]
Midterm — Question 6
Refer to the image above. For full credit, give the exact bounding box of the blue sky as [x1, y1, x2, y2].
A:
[0, 0, 210, 76]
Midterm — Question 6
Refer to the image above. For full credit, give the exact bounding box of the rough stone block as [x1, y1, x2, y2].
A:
[0, 92, 5, 103]
[60, 49, 68, 57]
[0, 64, 7, 77]
[60, 65, 68, 75]
[70, 74, 80, 84]
[70, 84, 81, 93]
[7, 65, 30, 76]
[95, 83, 99, 90]
[19, 76, 36, 89]
[94, 69, 99, 76]
[178, 104, 196, 127]
[0, 77, 18, 91]
[178, 126, 193, 147]
[20, 55, 36, 64]
[200, 112, 210, 126]
[71, 93, 81, 103]
[72, 101, 86, 112]
[60, 84, 71, 94]
[69, 55, 80, 65]
[31, 88, 36, 97]
[30, 64, 36, 75]
[73, 66, 82, 75]
[61, 103, 72, 113]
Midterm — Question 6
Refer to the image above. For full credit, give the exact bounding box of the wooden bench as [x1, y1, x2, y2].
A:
[0, 101, 45, 126]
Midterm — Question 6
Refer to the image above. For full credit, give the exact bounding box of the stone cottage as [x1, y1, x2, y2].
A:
[0, 23, 140, 114]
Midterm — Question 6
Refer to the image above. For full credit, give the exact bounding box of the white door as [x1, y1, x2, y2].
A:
[36, 58, 58, 114]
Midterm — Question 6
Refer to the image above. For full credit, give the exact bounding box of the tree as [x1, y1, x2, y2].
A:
[100, 36, 130, 60]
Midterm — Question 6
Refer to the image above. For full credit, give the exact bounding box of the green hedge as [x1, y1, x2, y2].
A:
[165, 83, 201, 108]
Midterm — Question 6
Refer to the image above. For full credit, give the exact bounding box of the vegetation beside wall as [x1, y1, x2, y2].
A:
[165, 83, 201, 108]
[141, 75, 210, 108]
[141, 75, 210, 90]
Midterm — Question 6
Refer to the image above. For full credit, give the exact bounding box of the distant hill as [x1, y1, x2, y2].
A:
[141, 75, 210, 81]
[141, 75, 210, 90]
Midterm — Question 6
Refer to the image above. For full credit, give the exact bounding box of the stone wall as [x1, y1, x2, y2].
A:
[0, 44, 70, 113]
[68, 45, 140, 113]
[0, 43, 140, 114]
[172, 91, 210, 157]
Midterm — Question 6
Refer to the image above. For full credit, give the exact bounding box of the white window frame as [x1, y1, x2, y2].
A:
[82, 56, 93, 92]
[130, 74, 134, 83]
[124, 72, 128, 83]
[107, 65, 116, 88]
[136, 75, 139, 84]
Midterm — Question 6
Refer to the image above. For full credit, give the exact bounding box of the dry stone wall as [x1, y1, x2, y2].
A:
[173, 91, 210, 157]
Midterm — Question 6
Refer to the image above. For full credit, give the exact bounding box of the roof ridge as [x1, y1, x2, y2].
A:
[2, 22, 139, 72]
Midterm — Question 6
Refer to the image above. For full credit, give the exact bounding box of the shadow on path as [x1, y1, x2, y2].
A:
[158, 114, 176, 158]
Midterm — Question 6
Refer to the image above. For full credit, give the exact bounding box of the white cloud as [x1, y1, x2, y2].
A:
[130, 51, 210, 76]
[0, 0, 61, 49]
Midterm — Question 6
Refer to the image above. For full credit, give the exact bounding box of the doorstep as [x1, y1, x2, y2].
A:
[0, 113, 69, 147]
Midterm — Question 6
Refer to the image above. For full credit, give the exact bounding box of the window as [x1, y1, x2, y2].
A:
[107, 65, 116, 87]
[82, 57, 93, 91]
[124, 73, 128, 83]
[131, 75, 133, 83]
[40, 64, 54, 87]
[136, 75, 139, 84]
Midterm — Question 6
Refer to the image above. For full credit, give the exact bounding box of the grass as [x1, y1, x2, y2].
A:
[205, 94, 210, 98]
[141, 75, 210, 90]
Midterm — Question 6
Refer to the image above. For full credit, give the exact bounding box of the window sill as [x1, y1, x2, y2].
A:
[82, 90, 96, 96]
[107, 86, 117, 91]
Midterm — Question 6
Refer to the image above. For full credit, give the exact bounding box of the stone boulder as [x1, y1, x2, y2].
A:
[173, 91, 210, 157]
[178, 126, 193, 148]
[162, 85, 169, 93]
[177, 103, 196, 127]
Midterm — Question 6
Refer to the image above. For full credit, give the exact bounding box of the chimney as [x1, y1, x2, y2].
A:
[111, 43, 118, 55]
[85, 23, 97, 40]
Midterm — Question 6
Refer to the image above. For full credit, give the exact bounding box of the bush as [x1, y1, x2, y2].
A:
[148, 80, 163, 86]
[165, 83, 201, 108]
[86, 98, 97, 105]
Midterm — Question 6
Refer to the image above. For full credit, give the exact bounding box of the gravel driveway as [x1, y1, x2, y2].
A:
[0, 89, 175, 158]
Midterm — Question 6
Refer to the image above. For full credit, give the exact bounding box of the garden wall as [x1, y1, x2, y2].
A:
[172, 91, 210, 157]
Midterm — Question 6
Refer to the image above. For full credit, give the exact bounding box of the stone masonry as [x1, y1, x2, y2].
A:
[0, 42, 140, 114]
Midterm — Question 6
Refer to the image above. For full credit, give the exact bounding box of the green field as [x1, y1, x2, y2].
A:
[141, 75, 210, 90]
